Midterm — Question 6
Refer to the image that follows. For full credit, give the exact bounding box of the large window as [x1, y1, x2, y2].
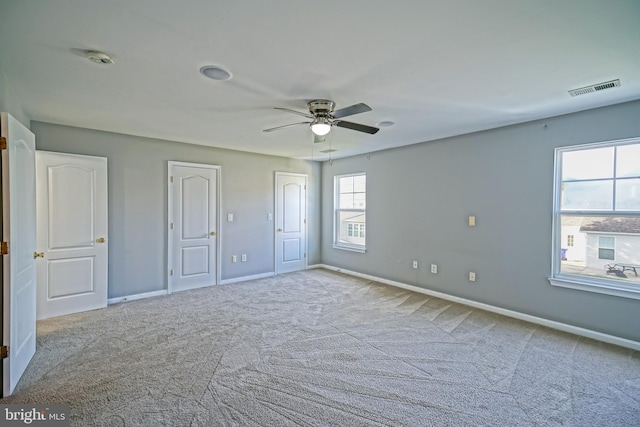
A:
[334, 173, 366, 252]
[551, 138, 640, 299]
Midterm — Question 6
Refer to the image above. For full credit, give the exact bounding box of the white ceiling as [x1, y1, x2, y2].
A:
[1, 0, 639, 160]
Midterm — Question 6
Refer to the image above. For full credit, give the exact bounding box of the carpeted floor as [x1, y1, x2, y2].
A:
[3, 269, 639, 426]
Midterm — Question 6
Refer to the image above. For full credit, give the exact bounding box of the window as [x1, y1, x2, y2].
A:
[334, 173, 366, 252]
[551, 138, 640, 300]
[567, 235, 574, 247]
[598, 236, 615, 260]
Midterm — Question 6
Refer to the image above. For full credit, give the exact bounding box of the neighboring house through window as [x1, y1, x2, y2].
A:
[334, 173, 366, 252]
[551, 137, 640, 300]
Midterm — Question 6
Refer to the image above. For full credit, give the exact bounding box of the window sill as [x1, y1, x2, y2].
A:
[549, 275, 640, 301]
[333, 244, 366, 254]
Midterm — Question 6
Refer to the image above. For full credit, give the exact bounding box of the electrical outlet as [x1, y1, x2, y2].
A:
[431, 264, 438, 274]
[468, 216, 476, 226]
[241, 254, 247, 262]
[469, 271, 476, 282]
[412, 260, 418, 269]
[232, 255, 237, 263]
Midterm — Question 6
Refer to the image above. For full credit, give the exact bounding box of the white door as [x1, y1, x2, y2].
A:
[35, 152, 108, 320]
[275, 172, 307, 274]
[168, 162, 219, 293]
[1, 112, 36, 396]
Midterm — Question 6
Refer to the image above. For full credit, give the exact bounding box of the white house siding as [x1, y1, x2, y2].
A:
[561, 225, 587, 262]
[585, 233, 640, 270]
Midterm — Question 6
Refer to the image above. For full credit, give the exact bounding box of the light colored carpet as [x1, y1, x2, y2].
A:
[3, 269, 639, 426]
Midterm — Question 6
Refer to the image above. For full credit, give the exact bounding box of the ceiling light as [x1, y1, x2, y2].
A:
[200, 65, 232, 81]
[85, 50, 114, 64]
[311, 117, 331, 136]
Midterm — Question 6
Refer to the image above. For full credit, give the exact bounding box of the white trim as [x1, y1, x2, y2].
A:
[549, 276, 640, 301]
[317, 264, 640, 352]
[220, 272, 275, 285]
[108, 289, 168, 305]
[167, 161, 221, 294]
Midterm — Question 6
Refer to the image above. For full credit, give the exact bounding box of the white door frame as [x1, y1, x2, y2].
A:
[274, 172, 308, 274]
[167, 161, 221, 293]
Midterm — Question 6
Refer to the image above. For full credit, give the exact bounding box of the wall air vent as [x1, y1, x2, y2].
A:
[569, 79, 620, 97]
[319, 149, 337, 153]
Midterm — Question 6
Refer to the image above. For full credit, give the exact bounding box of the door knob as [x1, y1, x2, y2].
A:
[33, 252, 44, 259]
[277, 228, 283, 232]
[210, 231, 216, 236]
[96, 237, 106, 243]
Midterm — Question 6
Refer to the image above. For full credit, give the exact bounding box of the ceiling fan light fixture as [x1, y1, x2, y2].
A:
[311, 117, 331, 136]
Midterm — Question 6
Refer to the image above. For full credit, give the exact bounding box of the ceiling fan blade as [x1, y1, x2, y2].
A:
[263, 121, 310, 132]
[273, 107, 314, 119]
[332, 103, 372, 119]
[314, 134, 327, 144]
[334, 120, 379, 134]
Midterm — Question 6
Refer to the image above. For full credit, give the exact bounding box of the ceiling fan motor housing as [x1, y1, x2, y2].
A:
[308, 99, 335, 116]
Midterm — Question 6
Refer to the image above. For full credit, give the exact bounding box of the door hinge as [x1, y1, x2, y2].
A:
[304, 252, 307, 258]
[170, 176, 174, 183]
[170, 223, 174, 230]
[1, 345, 8, 359]
[170, 269, 174, 276]
[0, 136, 6, 150]
[1, 241, 8, 255]
[304, 219, 306, 224]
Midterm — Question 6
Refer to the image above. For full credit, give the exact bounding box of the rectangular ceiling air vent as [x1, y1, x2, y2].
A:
[319, 149, 337, 153]
[569, 79, 620, 97]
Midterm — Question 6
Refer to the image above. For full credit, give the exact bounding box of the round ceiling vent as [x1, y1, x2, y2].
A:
[376, 121, 395, 128]
[200, 65, 233, 81]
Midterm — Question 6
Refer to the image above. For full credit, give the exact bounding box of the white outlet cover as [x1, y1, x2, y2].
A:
[431, 264, 438, 274]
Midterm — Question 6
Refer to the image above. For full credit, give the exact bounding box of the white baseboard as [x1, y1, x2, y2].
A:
[317, 264, 640, 352]
[108, 289, 168, 305]
[220, 271, 275, 285]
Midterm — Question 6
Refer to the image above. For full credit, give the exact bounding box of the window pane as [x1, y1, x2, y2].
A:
[615, 178, 640, 211]
[598, 236, 615, 249]
[337, 211, 366, 244]
[616, 144, 640, 178]
[353, 175, 366, 192]
[339, 193, 354, 209]
[561, 180, 613, 210]
[598, 248, 615, 260]
[339, 176, 354, 193]
[353, 192, 366, 209]
[562, 147, 613, 180]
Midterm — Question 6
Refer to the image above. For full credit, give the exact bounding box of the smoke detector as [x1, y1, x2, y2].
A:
[569, 79, 620, 97]
[85, 50, 114, 65]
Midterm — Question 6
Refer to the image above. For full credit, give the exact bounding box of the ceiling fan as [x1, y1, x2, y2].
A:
[263, 99, 379, 143]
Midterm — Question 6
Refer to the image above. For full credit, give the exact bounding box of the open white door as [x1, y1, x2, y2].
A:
[275, 172, 307, 274]
[35, 151, 108, 320]
[1, 112, 37, 396]
[168, 162, 219, 293]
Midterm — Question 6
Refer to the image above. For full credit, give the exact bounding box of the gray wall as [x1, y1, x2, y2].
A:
[0, 66, 30, 127]
[32, 122, 321, 299]
[321, 100, 640, 342]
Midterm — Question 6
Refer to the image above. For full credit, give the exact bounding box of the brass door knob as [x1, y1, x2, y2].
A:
[210, 231, 216, 236]
[33, 252, 44, 259]
[277, 228, 283, 232]
[96, 237, 106, 243]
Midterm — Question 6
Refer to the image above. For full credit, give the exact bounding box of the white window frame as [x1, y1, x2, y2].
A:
[550, 137, 640, 300]
[333, 172, 366, 253]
